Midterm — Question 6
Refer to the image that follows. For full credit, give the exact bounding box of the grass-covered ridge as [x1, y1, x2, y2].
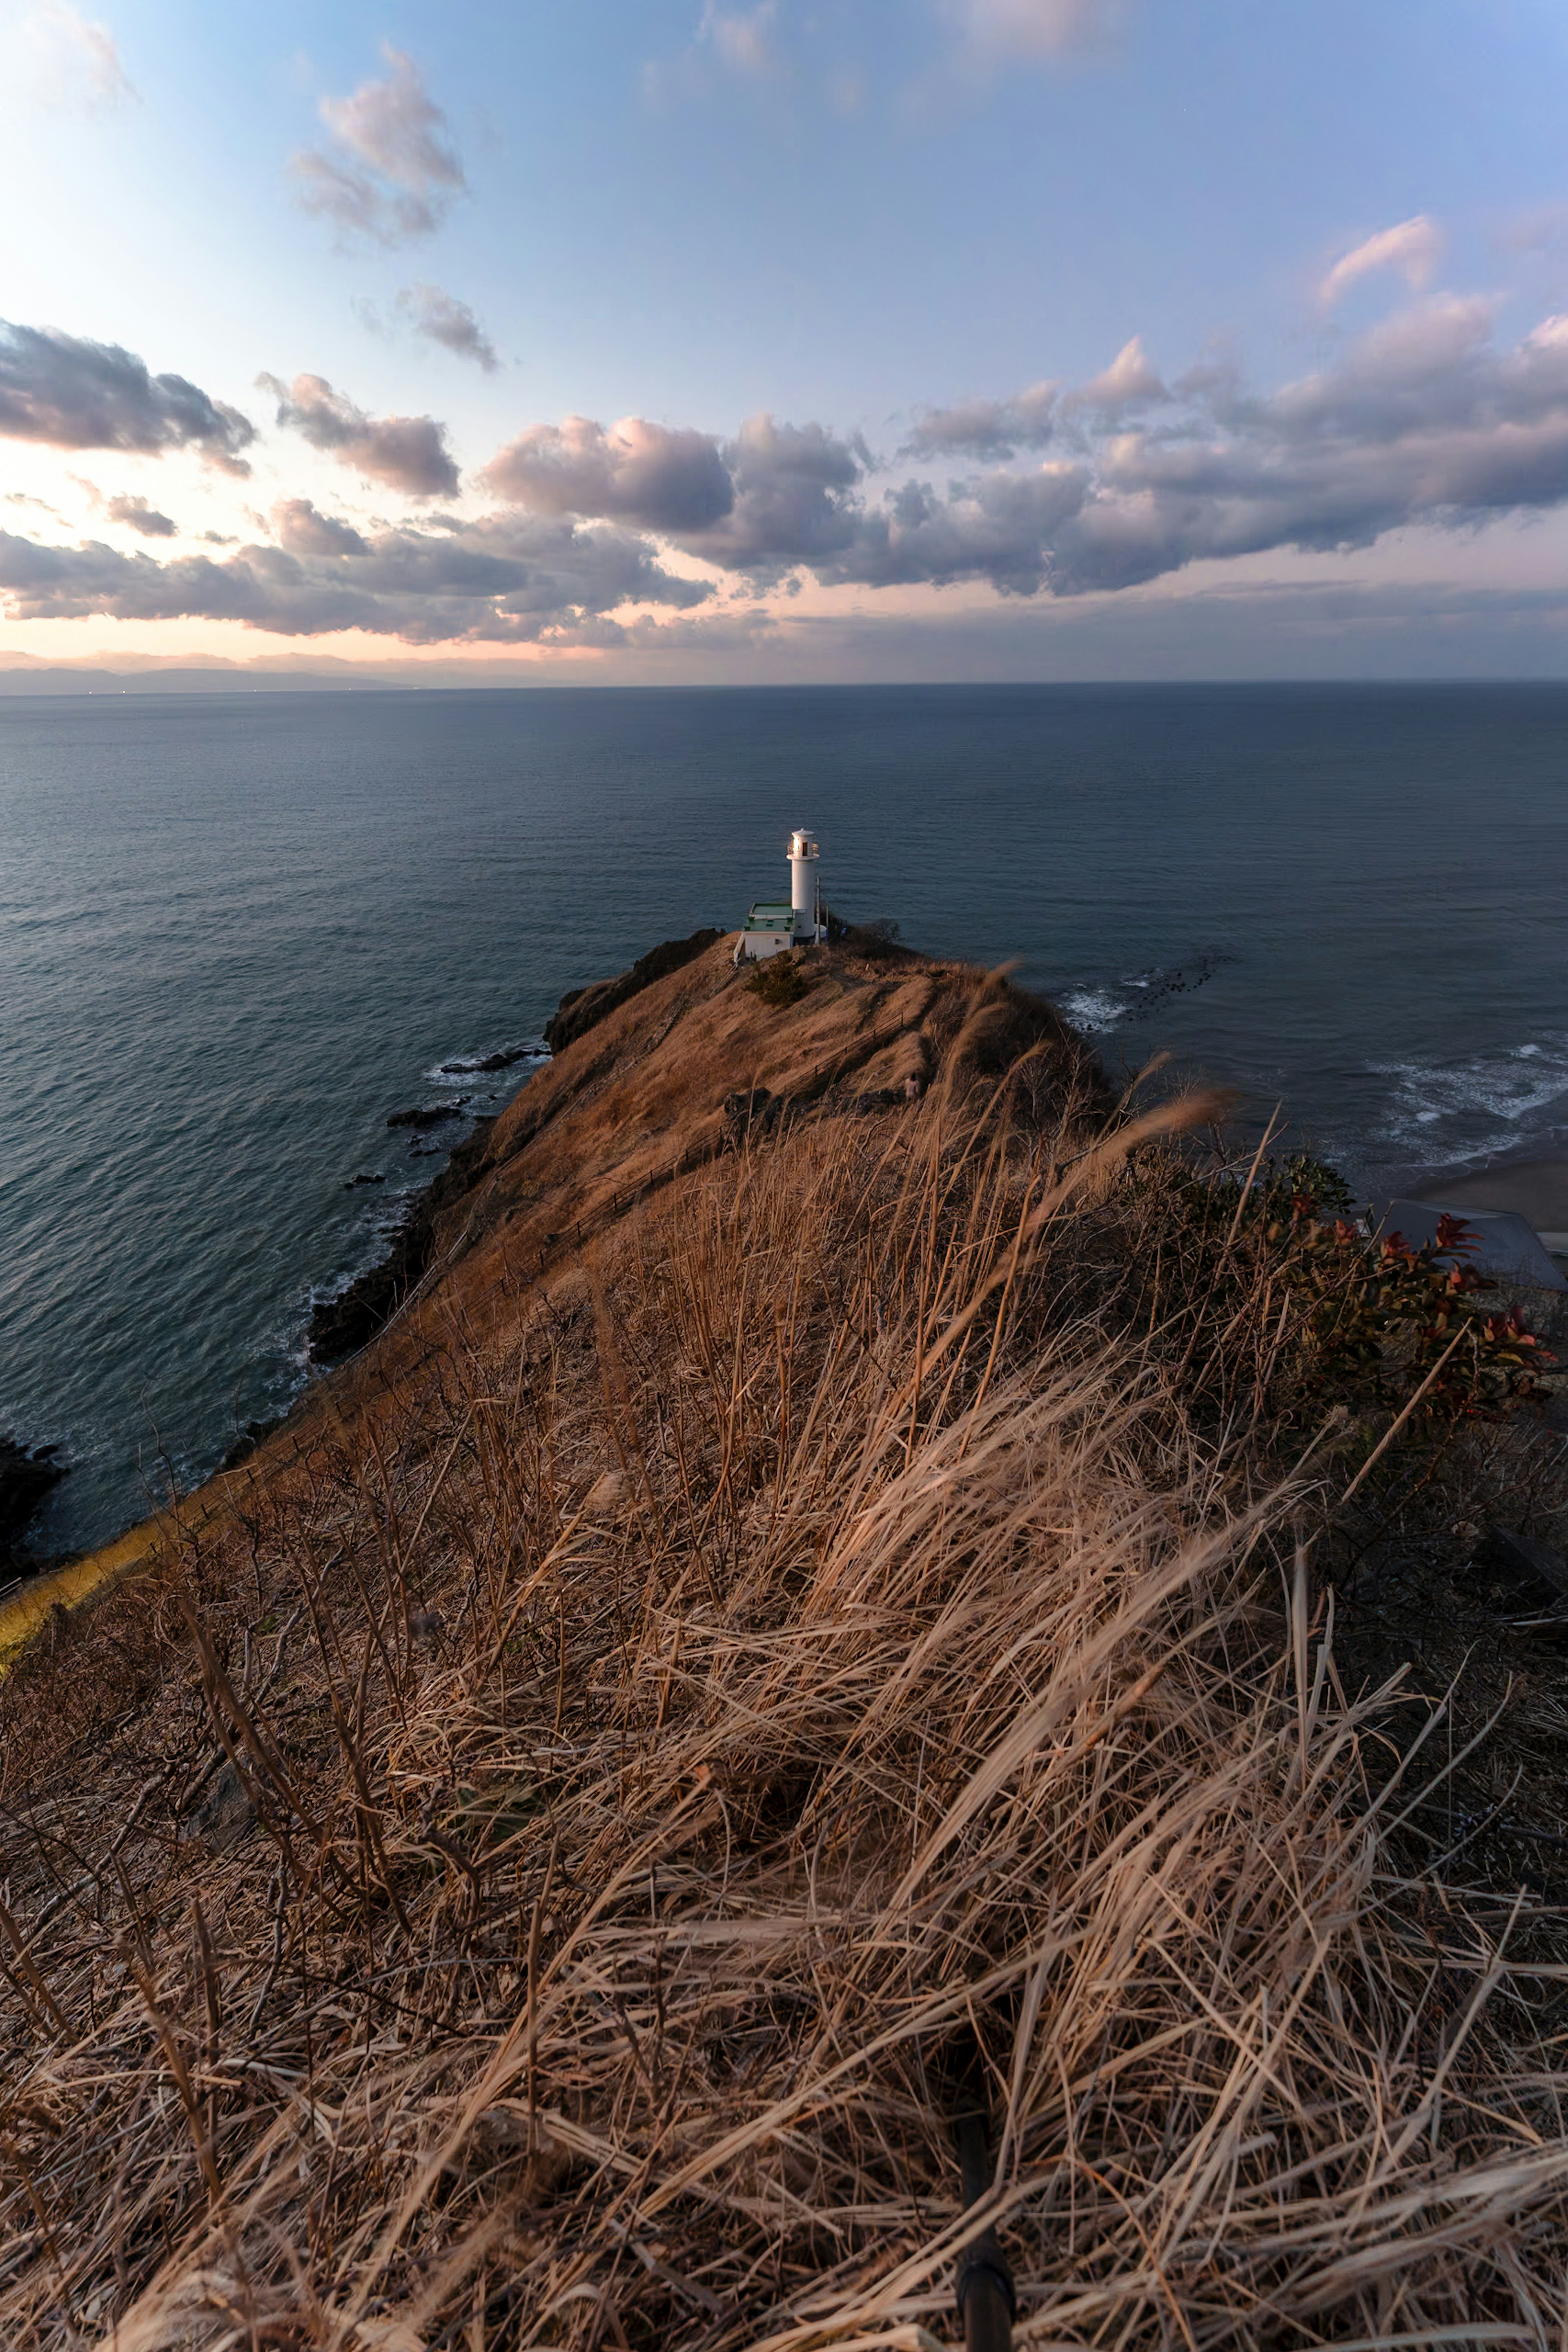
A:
[3, 943, 1568, 2349]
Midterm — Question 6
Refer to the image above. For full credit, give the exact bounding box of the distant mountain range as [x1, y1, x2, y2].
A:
[0, 665, 393, 695]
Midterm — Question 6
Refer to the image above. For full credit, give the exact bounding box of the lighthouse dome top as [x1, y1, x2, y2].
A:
[789, 828, 818, 859]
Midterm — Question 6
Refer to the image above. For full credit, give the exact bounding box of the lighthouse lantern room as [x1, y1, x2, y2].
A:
[735, 827, 825, 962]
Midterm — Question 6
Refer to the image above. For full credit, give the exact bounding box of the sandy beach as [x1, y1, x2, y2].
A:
[1420, 1159, 1568, 1238]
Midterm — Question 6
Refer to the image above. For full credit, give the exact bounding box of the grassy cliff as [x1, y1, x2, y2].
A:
[4, 934, 1568, 2350]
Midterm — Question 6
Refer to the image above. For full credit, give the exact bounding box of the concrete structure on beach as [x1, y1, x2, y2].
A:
[735, 827, 824, 962]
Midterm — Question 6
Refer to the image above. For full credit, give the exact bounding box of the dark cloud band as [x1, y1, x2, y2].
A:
[14, 298, 1568, 647]
[0, 512, 710, 645]
[479, 304, 1568, 600]
[0, 322, 254, 472]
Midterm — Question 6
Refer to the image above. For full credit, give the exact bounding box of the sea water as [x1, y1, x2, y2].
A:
[3, 681, 1566, 1554]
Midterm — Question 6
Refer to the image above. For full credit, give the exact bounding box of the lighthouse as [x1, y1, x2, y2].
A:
[788, 828, 821, 943]
[734, 827, 826, 961]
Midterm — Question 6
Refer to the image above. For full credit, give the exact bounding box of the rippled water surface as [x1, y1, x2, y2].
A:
[3, 682, 1566, 1552]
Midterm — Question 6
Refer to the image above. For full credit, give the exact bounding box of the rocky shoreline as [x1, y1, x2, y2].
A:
[308, 927, 724, 1366]
[307, 1115, 499, 1362]
[0, 1435, 67, 1570]
[9, 929, 728, 1559]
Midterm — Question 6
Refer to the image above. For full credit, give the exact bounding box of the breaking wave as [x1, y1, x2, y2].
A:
[1370, 1037, 1568, 1164]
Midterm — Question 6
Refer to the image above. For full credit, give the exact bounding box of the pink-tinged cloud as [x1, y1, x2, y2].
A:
[262, 372, 459, 498]
[699, 1, 778, 75]
[947, 0, 1125, 60]
[293, 46, 465, 245]
[18, 300, 1568, 646]
[1319, 216, 1444, 308]
[20, 2, 136, 107]
[1062, 336, 1166, 420]
[104, 493, 176, 537]
[398, 284, 499, 372]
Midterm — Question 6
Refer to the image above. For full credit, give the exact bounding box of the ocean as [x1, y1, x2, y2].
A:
[3, 680, 1566, 1556]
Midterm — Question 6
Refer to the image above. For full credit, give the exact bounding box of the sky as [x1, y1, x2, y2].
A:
[4, 0, 1568, 681]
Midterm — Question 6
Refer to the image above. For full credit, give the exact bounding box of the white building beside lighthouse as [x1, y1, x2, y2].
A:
[735, 828, 824, 961]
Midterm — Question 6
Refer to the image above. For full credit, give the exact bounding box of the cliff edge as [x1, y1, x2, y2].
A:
[4, 934, 1568, 2351]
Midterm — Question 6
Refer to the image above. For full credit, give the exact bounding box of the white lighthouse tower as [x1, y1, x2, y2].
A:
[788, 828, 821, 943]
[734, 827, 826, 961]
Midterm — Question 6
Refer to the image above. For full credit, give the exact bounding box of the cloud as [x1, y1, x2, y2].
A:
[0, 322, 254, 470]
[472, 298, 1568, 605]
[642, 2, 781, 107]
[398, 283, 499, 371]
[27, 293, 1568, 654]
[946, 0, 1126, 61]
[685, 414, 868, 571]
[271, 498, 369, 558]
[907, 381, 1056, 458]
[1061, 335, 1165, 421]
[481, 407, 1076, 593]
[13, 2, 135, 107]
[1499, 205, 1568, 259]
[262, 372, 459, 497]
[828, 465, 1089, 593]
[1319, 216, 1444, 309]
[481, 415, 733, 532]
[1023, 298, 1568, 593]
[292, 47, 465, 245]
[699, 0, 777, 74]
[0, 510, 712, 645]
[104, 492, 175, 537]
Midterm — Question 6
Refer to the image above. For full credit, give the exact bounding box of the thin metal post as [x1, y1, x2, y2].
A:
[951, 2050, 1015, 2352]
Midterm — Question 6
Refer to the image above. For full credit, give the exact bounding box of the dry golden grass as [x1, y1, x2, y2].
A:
[3, 978, 1568, 2349]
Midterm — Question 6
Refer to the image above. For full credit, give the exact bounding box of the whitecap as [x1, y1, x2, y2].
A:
[1062, 989, 1132, 1033]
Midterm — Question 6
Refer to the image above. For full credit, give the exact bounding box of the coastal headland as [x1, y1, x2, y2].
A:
[4, 931, 1568, 2346]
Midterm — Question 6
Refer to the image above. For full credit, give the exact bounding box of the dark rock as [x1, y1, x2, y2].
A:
[544, 928, 722, 1054]
[724, 1086, 782, 1139]
[345, 1171, 385, 1188]
[387, 1102, 466, 1130]
[308, 1117, 497, 1362]
[439, 1044, 546, 1075]
[221, 1416, 284, 1471]
[194, 1762, 257, 1854]
[0, 1436, 68, 1563]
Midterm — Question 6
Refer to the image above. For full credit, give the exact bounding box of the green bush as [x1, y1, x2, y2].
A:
[1132, 1149, 1553, 1434]
[746, 956, 808, 1008]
